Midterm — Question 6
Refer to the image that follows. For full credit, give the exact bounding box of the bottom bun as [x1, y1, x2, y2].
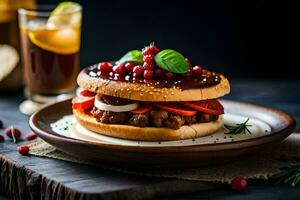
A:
[73, 109, 224, 141]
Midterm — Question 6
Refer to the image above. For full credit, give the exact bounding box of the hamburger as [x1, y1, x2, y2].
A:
[72, 43, 230, 141]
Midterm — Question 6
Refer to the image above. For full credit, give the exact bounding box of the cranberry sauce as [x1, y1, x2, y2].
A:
[85, 64, 220, 90]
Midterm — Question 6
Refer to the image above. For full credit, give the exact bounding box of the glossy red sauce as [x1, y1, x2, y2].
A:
[84, 64, 220, 90]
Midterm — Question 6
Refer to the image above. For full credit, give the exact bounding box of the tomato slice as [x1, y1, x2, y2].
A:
[155, 103, 197, 116]
[183, 99, 224, 115]
[72, 96, 95, 112]
[79, 90, 96, 98]
[131, 103, 153, 114]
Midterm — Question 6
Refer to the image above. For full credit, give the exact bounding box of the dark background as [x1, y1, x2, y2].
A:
[38, 0, 290, 79]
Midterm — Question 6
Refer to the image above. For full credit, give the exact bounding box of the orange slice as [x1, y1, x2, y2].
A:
[28, 28, 80, 54]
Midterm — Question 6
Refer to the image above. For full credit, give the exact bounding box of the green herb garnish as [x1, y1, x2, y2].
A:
[272, 158, 300, 186]
[154, 49, 189, 74]
[117, 50, 143, 64]
[224, 118, 252, 135]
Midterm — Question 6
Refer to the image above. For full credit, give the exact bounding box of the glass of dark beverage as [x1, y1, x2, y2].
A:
[18, 3, 81, 112]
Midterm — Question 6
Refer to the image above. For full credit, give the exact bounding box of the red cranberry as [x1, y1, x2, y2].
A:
[165, 72, 174, 78]
[192, 65, 203, 75]
[0, 135, 4, 142]
[133, 65, 144, 77]
[26, 132, 37, 141]
[124, 75, 131, 81]
[124, 62, 135, 72]
[109, 71, 114, 77]
[17, 145, 29, 155]
[113, 74, 124, 81]
[142, 45, 160, 55]
[98, 62, 112, 72]
[144, 70, 154, 79]
[143, 62, 153, 70]
[279, 153, 289, 161]
[231, 177, 248, 192]
[0, 119, 3, 129]
[155, 68, 164, 77]
[113, 64, 125, 74]
[5, 127, 21, 139]
[143, 55, 153, 64]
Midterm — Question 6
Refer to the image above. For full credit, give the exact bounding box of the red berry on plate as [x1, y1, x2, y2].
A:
[17, 145, 29, 155]
[143, 62, 153, 70]
[133, 65, 144, 77]
[113, 64, 125, 74]
[98, 62, 112, 72]
[143, 45, 160, 55]
[124, 62, 135, 72]
[0, 135, 4, 142]
[192, 65, 203, 75]
[5, 127, 21, 139]
[231, 177, 248, 192]
[143, 55, 153, 64]
[144, 69, 154, 79]
[26, 132, 37, 141]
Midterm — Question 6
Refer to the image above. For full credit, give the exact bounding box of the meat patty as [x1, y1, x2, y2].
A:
[184, 116, 197, 125]
[164, 115, 185, 129]
[89, 107, 218, 129]
[91, 108, 128, 124]
[108, 112, 128, 124]
[90, 107, 104, 121]
[129, 114, 149, 127]
[199, 113, 219, 123]
[150, 110, 168, 127]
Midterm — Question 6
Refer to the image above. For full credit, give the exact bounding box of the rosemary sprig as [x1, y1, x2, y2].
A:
[272, 163, 300, 186]
[224, 118, 252, 135]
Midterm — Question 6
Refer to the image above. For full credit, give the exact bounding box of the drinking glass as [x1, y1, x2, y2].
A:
[18, 5, 81, 106]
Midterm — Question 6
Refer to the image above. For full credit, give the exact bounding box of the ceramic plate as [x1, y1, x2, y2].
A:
[30, 99, 296, 168]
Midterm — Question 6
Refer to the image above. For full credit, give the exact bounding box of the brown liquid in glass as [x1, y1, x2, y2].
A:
[20, 30, 79, 95]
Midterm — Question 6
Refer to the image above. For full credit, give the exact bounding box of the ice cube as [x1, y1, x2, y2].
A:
[27, 19, 47, 30]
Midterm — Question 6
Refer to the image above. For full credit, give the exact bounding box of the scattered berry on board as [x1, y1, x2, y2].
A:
[17, 145, 30, 155]
[231, 177, 248, 192]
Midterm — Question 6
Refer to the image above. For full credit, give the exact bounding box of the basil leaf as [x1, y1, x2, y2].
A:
[117, 50, 143, 64]
[154, 49, 189, 74]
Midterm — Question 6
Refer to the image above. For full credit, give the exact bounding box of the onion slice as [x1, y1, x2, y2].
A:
[94, 95, 138, 112]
